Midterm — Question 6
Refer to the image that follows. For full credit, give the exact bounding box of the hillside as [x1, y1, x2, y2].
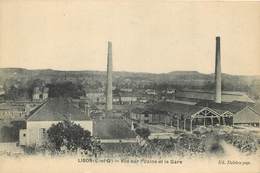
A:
[0, 68, 259, 92]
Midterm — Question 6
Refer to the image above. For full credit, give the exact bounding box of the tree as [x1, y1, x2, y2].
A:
[135, 128, 151, 139]
[47, 120, 91, 152]
[46, 82, 85, 98]
[27, 79, 45, 99]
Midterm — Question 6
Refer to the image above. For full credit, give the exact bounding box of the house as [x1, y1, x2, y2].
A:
[164, 89, 176, 94]
[0, 85, 5, 96]
[139, 98, 148, 103]
[0, 103, 27, 120]
[42, 87, 49, 100]
[121, 96, 137, 104]
[86, 92, 105, 104]
[0, 102, 41, 120]
[32, 87, 49, 102]
[110, 92, 138, 105]
[32, 87, 41, 101]
[120, 93, 138, 104]
[145, 89, 156, 95]
[113, 95, 120, 104]
[19, 98, 93, 147]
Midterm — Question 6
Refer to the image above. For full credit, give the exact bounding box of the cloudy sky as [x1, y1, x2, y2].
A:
[0, 0, 260, 75]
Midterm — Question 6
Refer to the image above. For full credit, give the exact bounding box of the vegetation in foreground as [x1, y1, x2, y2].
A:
[19, 124, 259, 159]
[99, 126, 258, 158]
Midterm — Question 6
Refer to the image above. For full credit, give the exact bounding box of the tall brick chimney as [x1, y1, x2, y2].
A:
[106, 41, 113, 115]
[215, 36, 221, 103]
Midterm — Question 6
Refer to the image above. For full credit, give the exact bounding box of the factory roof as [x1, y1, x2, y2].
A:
[175, 90, 255, 103]
[233, 106, 260, 124]
[250, 102, 260, 114]
[221, 92, 255, 103]
[95, 104, 146, 112]
[196, 101, 251, 113]
[131, 102, 226, 119]
[131, 107, 168, 115]
[27, 98, 91, 121]
[148, 102, 204, 116]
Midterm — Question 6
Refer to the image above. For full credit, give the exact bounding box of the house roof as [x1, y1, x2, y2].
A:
[0, 103, 25, 111]
[196, 101, 250, 113]
[233, 107, 260, 124]
[27, 98, 90, 121]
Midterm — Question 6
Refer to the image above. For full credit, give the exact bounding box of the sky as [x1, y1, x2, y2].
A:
[0, 0, 260, 75]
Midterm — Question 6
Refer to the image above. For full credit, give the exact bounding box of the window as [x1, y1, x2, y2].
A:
[39, 128, 47, 140]
[23, 133, 26, 137]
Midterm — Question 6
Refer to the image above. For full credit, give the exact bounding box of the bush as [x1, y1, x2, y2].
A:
[47, 120, 92, 152]
[135, 128, 151, 139]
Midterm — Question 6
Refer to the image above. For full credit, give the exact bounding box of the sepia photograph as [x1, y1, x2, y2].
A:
[0, 0, 260, 173]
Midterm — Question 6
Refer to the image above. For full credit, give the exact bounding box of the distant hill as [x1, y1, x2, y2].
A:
[0, 68, 260, 91]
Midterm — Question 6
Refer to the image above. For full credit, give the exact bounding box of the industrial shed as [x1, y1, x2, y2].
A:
[130, 102, 233, 131]
[175, 90, 255, 103]
[233, 107, 260, 127]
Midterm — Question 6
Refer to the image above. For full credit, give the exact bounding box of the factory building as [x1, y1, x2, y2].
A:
[175, 90, 254, 104]
[130, 102, 233, 131]
[130, 36, 258, 130]
[233, 106, 260, 127]
[19, 98, 93, 147]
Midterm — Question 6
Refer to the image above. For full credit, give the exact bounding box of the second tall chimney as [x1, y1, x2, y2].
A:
[106, 41, 113, 114]
[215, 36, 221, 103]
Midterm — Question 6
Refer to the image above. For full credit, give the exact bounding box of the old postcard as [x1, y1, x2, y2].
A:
[0, 0, 260, 173]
